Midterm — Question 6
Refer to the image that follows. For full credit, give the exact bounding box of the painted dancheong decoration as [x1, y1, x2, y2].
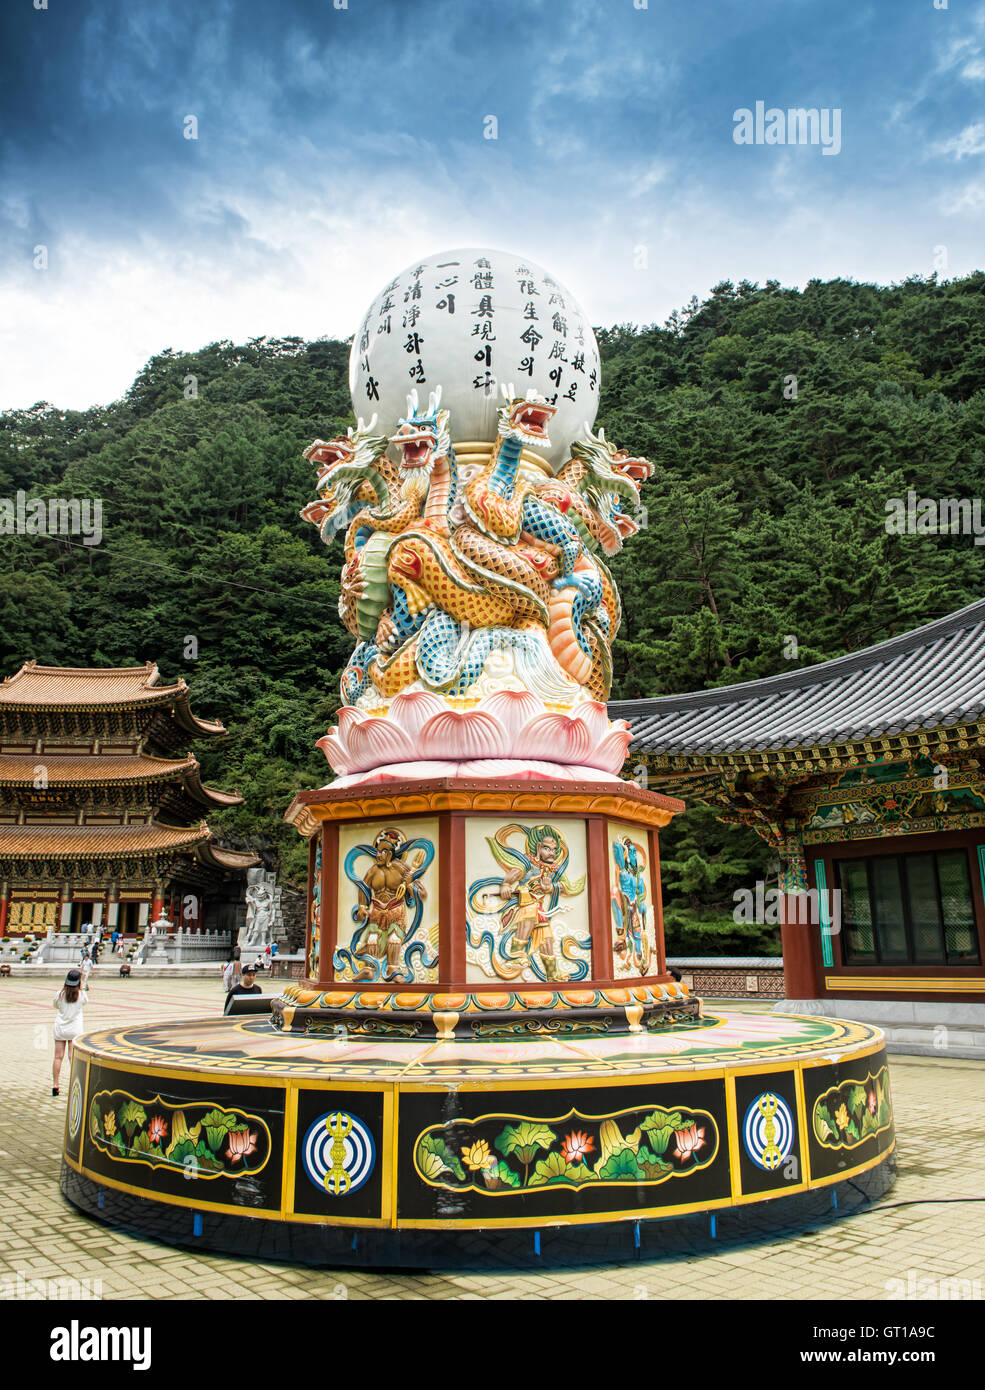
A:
[466, 821, 590, 983]
[302, 249, 652, 784]
[609, 826, 656, 978]
[334, 818, 439, 984]
[308, 835, 322, 979]
[414, 1103, 719, 1195]
[812, 1068, 893, 1150]
[88, 1091, 271, 1179]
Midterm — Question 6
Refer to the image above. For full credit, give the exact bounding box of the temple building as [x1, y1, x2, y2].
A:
[611, 599, 985, 1036]
[0, 662, 257, 938]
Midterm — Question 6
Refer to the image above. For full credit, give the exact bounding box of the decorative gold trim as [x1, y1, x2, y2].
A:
[825, 975, 985, 993]
[288, 783, 682, 833]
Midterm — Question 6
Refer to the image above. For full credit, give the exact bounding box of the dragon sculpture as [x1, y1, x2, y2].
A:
[301, 386, 652, 712]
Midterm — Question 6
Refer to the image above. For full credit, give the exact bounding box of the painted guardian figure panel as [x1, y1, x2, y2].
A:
[334, 818, 440, 984]
[465, 817, 591, 984]
[307, 835, 322, 979]
[608, 822, 657, 979]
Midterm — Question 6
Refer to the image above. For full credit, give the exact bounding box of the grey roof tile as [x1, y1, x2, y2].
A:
[609, 598, 985, 756]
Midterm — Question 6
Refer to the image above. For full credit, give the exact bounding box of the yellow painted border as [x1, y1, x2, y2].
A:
[395, 1141, 896, 1230]
[795, 1061, 813, 1187]
[65, 1038, 896, 1232]
[826, 975, 985, 993]
[724, 1072, 741, 1201]
[62, 1053, 90, 1175]
[390, 1086, 400, 1229]
[280, 1084, 299, 1214]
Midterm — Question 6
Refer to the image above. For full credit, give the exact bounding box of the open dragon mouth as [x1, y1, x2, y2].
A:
[392, 425, 436, 469]
[511, 401, 556, 442]
[303, 441, 356, 481]
[305, 441, 354, 466]
[610, 452, 652, 486]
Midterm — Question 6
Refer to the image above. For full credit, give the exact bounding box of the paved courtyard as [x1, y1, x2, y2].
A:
[1, 975, 982, 1301]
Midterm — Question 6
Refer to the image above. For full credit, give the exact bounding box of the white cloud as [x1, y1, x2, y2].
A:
[936, 122, 985, 160]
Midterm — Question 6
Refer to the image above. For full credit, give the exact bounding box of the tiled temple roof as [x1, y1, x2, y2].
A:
[0, 822, 213, 856]
[0, 821, 259, 868]
[0, 753, 242, 806]
[0, 662, 226, 736]
[609, 598, 985, 758]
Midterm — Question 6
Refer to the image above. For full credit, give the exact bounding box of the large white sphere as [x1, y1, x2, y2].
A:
[349, 248, 601, 472]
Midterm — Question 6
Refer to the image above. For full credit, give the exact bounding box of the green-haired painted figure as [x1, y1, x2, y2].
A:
[468, 822, 587, 983]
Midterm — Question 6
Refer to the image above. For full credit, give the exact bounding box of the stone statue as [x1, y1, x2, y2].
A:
[242, 868, 278, 948]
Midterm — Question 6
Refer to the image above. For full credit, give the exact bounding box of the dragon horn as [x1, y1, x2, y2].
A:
[406, 389, 419, 416]
[500, 382, 511, 401]
[427, 385, 442, 414]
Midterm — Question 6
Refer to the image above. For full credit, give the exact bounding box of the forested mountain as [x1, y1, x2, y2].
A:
[3, 273, 984, 949]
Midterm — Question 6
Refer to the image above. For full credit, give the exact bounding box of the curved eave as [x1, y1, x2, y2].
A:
[0, 661, 227, 736]
[200, 844, 260, 870]
[0, 822, 213, 858]
[181, 764, 244, 808]
[0, 754, 243, 808]
[610, 598, 985, 761]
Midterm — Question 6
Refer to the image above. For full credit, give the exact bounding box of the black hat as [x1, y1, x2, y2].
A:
[241, 963, 256, 974]
[65, 968, 82, 986]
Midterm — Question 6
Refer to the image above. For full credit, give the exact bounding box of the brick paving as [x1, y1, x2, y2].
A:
[1, 975, 983, 1301]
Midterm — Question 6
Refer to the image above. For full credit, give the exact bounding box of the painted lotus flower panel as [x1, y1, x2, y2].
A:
[88, 1090, 271, 1180]
[812, 1068, 893, 1150]
[414, 1104, 719, 1195]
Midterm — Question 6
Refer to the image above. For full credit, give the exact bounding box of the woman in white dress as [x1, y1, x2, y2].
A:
[52, 967, 87, 1096]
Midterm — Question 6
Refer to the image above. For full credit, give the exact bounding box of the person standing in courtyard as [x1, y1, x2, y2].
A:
[80, 951, 94, 990]
[51, 967, 87, 1096]
[229, 964, 261, 997]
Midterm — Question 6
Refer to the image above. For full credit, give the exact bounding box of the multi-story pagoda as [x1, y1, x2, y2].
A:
[0, 662, 257, 938]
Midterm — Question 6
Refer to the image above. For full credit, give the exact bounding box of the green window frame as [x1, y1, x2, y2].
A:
[834, 847, 981, 967]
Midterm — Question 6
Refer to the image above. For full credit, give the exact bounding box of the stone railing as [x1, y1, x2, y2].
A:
[142, 931, 231, 964]
[666, 956, 785, 1000]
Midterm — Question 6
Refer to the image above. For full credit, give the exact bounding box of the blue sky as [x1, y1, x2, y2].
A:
[2, 0, 984, 409]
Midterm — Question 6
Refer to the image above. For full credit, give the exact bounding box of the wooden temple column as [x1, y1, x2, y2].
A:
[0, 882, 8, 936]
[779, 834, 822, 1000]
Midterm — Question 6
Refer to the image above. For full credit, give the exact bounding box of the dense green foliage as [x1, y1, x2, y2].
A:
[3, 276, 984, 949]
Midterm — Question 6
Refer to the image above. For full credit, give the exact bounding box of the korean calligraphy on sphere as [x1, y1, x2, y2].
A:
[349, 248, 601, 471]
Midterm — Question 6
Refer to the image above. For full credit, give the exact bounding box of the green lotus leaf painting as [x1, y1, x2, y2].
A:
[414, 1104, 719, 1196]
